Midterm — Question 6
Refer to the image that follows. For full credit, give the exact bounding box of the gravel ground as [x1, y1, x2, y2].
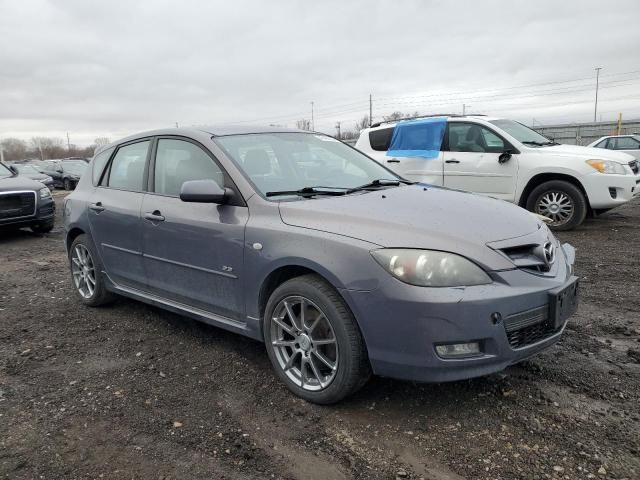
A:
[1, 192, 639, 480]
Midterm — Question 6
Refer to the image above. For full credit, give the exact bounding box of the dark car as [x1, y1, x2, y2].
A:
[0, 162, 55, 233]
[63, 126, 579, 404]
[41, 160, 88, 190]
[9, 163, 55, 188]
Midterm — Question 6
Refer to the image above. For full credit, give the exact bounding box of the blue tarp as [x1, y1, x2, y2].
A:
[386, 117, 447, 159]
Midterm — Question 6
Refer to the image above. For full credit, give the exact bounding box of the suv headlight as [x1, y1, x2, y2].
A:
[586, 159, 627, 175]
[38, 187, 52, 199]
[371, 249, 492, 287]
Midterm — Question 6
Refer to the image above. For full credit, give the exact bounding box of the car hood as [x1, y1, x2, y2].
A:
[536, 144, 635, 163]
[279, 185, 544, 271]
[24, 173, 50, 181]
[0, 175, 43, 192]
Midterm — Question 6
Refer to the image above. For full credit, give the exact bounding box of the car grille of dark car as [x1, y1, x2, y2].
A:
[0, 192, 36, 220]
[630, 160, 639, 175]
[499, 244, 551, 273]
[503, 305, 560, 349]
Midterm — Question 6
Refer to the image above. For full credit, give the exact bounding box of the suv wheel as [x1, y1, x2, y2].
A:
[69, 234, 114, 306]
[63, 178, 72, 190]
[526, 180, 587, 231]
[263, 274, 371, 404]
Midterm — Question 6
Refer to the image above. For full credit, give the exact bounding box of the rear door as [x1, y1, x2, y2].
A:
[358, 126, 444, 185]
[140, 137, 248, 320]
[442, 122, 518, 201]
[87, 139, 150, 290]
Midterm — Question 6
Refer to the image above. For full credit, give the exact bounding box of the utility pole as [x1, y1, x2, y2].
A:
[66, 132, 71, 151]
[617, 112, 623, 135]
[0, 143, 4, 163]
[175, 122, 179, 128]
[462, 104, 466, 115]
[369, 94, 372, 126]
[594, 67, 602, 122]
[335, 121, 341, 139]
[310, 102, 315, 131]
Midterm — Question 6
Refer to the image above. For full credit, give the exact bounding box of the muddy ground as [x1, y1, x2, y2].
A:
[1, 192, 638, 480]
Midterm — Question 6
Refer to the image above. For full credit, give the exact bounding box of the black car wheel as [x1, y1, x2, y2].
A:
[263, 274, 371, 404]
[31, 220, 54, 234]
[63, 178, 72, 190]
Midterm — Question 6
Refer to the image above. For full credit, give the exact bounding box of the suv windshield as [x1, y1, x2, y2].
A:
[0, 162, 14, 178]
[215, 133, 402, 199]
[15, 164, 40, 174]
[490, 119, 554, 146]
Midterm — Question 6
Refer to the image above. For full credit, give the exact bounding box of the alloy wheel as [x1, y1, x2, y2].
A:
[71, 244, 96, 298]
[270, 296, 338, 391]
[535, 191, 574, 226]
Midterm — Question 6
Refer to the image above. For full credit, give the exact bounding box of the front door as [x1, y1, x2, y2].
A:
[442, 122, 518, 201]
[141, 138, 248, 320]
[88, 139, 150, 290]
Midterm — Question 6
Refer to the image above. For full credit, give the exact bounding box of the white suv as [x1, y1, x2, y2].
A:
[355, 115, 640, 229]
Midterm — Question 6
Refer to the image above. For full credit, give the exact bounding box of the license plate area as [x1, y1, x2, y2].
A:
[549, 277, 579, 329]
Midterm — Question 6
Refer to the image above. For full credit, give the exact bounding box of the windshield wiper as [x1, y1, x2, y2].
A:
[346, 178, 412, 194]
[522, 140, 559, 147]
[265, 187, 348, 198]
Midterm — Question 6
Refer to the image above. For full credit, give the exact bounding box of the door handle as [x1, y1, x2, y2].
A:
[445, 159, 460, 164]
[144, 210, 165, 223]
[387, 159, 400, 163]
[89, 202, 105, 213]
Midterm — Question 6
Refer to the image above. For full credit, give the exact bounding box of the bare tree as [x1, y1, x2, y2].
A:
[354, 115, 370, 131]
[30, 137, 66, 160]
[0, 138, 28, 161]
[296, 119, 311, 131]
[382, 111, 420, 122]
[94, 137, 111, 146]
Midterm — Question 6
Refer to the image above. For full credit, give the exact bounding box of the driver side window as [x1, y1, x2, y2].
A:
[448, 123, 504, 153]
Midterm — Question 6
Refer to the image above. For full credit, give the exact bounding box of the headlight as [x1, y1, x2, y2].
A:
[586, 159, 627, 175]
[371, 249, 492, 287]
[38, 187, 51, 199]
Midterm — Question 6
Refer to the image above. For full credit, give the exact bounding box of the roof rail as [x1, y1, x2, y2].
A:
[369, 113, 486, 129]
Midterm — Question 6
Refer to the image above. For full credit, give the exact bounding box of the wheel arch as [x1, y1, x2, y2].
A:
[65, 227, 86, 252]
[518, 172, 591, 212]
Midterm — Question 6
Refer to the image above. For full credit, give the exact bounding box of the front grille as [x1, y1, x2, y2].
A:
[0, 191, 36, 220]
[39, 204, 54, 216]
[630, 160, 639, 175]
[504, 305, 560, 349]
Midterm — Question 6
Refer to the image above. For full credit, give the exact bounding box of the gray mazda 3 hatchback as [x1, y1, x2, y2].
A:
[64, 126, 578, 404]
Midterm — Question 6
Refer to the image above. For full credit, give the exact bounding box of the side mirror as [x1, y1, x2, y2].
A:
[56, 168, 63, 173]
[180, 179, 229, 204]
[498, 150, 512, 164]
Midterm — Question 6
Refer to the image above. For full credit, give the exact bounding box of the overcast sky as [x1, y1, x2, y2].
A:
[1, 0, 639, 146]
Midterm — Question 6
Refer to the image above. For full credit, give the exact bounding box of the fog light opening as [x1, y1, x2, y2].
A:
[435, 342, 482, 358]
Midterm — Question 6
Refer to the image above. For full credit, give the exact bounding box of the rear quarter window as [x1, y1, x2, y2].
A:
[369, 127, 395, 151]
[91, 147, 114, 185]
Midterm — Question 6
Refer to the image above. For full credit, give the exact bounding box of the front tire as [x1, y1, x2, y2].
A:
[31, 220, 54, 234]
[69, 234, 114, 307]
[263, 274, 371, 404]
[526, 180, 587, 231]
[63, 178, 72, 190]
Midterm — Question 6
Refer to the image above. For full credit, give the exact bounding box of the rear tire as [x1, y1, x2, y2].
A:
[263, 274, 371, 404]
[63, 178, 72, 190]
[526, 180, 587, 231]
[69, 234, 114, 307]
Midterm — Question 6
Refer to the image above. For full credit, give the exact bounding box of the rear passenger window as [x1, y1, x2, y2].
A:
[611, 137, 640, 150]
[92, 147, 113, 185]
[107, 141, 149, 191]
[154, 139, 224, 196]
[369, 127, 395, 151]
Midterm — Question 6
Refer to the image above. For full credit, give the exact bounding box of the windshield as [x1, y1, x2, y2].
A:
[215, 133, 401, 199]
[0, 162, 13, 178]
[63, 162, 87, 175]
[15, 164, 40, 174]
[490, 119, 553, 145]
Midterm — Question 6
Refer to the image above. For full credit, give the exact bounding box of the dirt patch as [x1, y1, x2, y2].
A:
[1, 193, 639, 479]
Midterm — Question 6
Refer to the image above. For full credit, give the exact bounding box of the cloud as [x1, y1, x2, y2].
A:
[0, 0, 639, 145]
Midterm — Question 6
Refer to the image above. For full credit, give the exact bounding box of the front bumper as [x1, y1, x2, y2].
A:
[0, 196, 55, 229]
[582, 171, 640, 208]
[343, 244, 577, 383]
